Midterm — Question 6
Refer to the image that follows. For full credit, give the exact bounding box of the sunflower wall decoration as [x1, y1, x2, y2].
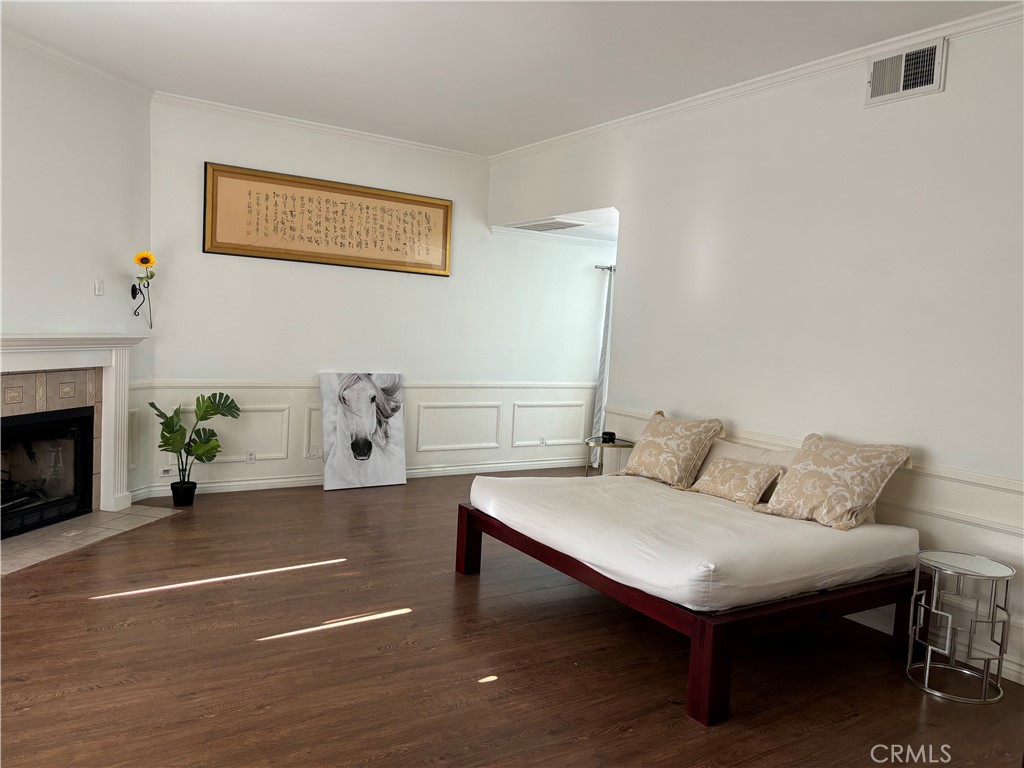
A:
[131, 250, 157, 328]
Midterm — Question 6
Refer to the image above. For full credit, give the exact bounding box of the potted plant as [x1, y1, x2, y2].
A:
[149, 392, 241, 507]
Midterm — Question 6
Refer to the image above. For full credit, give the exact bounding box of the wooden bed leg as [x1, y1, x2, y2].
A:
[687, 621, 732, 726]
[456, 505, 482, 575]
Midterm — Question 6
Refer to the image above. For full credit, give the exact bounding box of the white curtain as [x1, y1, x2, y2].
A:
[590, 268, 615, 467]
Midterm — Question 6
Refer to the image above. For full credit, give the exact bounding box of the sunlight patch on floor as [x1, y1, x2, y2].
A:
[90, 558, 349, 599]
[255, 608, 413, 641]
[477, 675, 498, 683]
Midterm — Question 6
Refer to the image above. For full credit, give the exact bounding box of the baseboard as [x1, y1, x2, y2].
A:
[131, 458, 586, 502]
[131, 474, 324, 501]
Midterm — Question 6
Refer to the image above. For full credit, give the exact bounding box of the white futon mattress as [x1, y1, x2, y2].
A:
[470, 474, 919, 612]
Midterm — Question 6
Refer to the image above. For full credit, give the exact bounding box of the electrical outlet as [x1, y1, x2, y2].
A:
[539, 435, 547, 446]
[159, 467, 174, 477]
[246, 450, 257, 464]
[309, 446, 320, 459]
[93, 278, 105, 296]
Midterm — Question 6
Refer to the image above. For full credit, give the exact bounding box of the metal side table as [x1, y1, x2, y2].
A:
[584, 438, 634, 477]
[907, 549, 1015, 703]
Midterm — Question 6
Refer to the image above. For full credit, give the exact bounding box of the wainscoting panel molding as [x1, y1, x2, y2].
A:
[173, 405, 291, 463]
[126, 409, 139, 472]
[511, 401, 587, 447]
[405, 385, 594, 475]
[129, 380, 596, 496]
[603, 403, 1024, 685]
[417, 403, 502, 452]
[304, 406, 322, 459]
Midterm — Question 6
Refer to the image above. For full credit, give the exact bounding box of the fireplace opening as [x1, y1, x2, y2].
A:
[1, 406, 94, 538]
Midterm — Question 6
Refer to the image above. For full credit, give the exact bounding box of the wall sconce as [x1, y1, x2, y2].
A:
[131, 279, 152, 329]
[131, 251, 156, 329]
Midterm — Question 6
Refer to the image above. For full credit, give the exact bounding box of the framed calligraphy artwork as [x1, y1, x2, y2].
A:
[203, 163, 452, 277]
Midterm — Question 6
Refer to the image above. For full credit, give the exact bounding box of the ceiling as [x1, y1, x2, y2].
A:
[2, 2, 1009, 158]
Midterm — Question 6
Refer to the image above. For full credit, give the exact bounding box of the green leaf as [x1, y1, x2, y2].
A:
[184, 427, 217, 456]
[151, 404, 186, 455]
[207, 392, 241, 419]
[190, 437, 222, 463]
[193, 394, 214, 422]
[192, 427, 218, 445]
[191, 393, 239, 422]
[158, 424, 187, 455]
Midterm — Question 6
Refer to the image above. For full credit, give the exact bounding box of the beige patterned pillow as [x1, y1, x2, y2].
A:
[691, 458, 785, 508]
[765, 433, 910, 530]
[622, 412, 723, 488]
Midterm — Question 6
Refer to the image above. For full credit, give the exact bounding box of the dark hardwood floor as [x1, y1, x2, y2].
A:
[2, 469, 1021, 767]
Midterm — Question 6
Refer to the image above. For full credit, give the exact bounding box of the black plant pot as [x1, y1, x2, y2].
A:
[170, 481, 197, 507]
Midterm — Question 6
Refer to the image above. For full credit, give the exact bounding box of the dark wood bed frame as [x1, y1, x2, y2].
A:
[456, 503, 917, 726]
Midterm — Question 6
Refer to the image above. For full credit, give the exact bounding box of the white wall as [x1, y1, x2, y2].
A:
[492, 18, 1024, 681]
[148, 97, 611, 382]
[128, 97, 615, 493]
[1, 37, 151, 337]
[490, 23, 1023, 480]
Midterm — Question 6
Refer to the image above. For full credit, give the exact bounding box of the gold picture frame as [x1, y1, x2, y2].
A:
[203, 163, 452, 276]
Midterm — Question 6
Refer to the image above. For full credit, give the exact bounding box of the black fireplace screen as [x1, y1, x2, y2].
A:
[1, 406, 94, 538]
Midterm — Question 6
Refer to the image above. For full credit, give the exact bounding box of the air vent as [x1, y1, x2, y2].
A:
[865, 38, 946, 107]
[507, 217, 589, 232]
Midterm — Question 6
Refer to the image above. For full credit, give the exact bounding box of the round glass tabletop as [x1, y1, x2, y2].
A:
[584, 439, 634, 448]
[917, 550, 1016, 579]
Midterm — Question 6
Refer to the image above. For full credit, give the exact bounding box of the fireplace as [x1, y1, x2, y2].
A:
[1, 334, 146, 514]
[1, 407, 94, 538]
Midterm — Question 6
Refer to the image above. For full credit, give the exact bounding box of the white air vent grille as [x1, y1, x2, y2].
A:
[507, 217, 588, 232]
[870, 54, 904, 99]
[866, 38, 946, 107]
[902, 45, 938, 91]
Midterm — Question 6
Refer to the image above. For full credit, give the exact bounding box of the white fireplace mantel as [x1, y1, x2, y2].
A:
[1, 333, 148, 511]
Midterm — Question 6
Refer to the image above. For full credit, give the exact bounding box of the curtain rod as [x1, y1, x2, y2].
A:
[594, 265, 616, 272]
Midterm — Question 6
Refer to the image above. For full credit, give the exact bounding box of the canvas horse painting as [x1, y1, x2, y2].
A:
[319, 373, 406, 490]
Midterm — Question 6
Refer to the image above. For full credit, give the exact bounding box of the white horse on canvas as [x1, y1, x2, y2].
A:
[321, 373, 405, 489]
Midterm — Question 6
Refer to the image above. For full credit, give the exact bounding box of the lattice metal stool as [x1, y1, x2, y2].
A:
[907, 550, 1015, 703]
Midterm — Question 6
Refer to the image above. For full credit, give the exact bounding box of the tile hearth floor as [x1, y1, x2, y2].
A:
[0, 506, 179, 575]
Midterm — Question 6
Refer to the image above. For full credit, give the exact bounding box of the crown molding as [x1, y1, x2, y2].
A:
[151, 92, 488, 165]
[1, 28, 154, 97]
[490, 226, 618, 247]
[489, 4, 1024, 166]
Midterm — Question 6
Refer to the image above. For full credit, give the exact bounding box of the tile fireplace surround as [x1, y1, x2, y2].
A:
[1, 334, 146, 512]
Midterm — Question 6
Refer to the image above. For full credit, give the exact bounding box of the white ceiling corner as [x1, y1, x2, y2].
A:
[1, 2, 1015, 158]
